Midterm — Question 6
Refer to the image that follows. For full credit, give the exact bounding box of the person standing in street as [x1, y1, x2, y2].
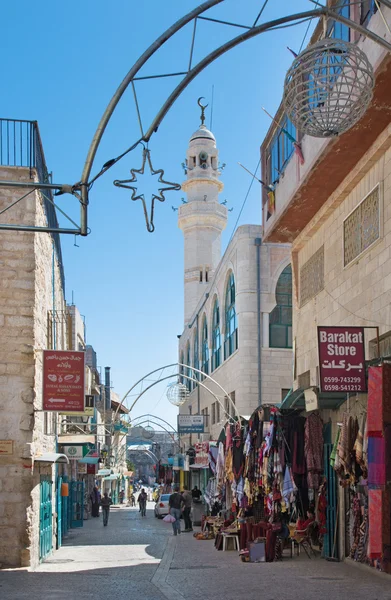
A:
[101, 492, 112, 526]
[181, 486, 193, 532]
[90, 486, 101, 518]
[191, 486, 202, 501]
[138, 488, 147, 517]
[169, 486, 184, 536]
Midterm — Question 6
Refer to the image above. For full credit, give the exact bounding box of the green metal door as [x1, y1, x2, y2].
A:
[56, 477, 62, 549]
[71, 481, 84, 528]
[323, 441, 338, 559]
[39, 476, 53, 561]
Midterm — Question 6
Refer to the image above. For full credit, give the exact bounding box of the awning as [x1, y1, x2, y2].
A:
[104, 474, 120, 481]
[79, 456, 99, 464]
[34, 453, 69, 464]
[280, 388, 346, 411]
[58, 435, 95, 445]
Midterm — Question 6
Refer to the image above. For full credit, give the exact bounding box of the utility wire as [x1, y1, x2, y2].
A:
[228, 157, 261, 245]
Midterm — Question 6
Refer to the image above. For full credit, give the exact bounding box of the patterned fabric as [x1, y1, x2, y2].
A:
[368, 436, 386, 488]
[305, 412, 324, 490]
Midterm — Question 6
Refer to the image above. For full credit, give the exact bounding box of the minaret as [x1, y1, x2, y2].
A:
[178, 99, 227, 326]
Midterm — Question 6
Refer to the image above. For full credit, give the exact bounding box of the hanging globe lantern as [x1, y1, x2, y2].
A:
[143, 425, 155, 439]
[283, 38, 374, 138]
[166, 382, 189, 407]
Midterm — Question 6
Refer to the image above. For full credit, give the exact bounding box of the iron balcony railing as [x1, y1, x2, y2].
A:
[0, 118, 65, 289]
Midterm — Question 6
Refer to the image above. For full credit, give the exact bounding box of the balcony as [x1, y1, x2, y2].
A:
[262, 7, 391, 243]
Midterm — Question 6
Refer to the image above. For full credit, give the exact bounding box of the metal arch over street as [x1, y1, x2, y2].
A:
[2, 2, 391, 236]
[130, 414, 178, 433]
[114, 362, 239, 425]
[77, 0, 391, 233]
[129, 418, 181, 449]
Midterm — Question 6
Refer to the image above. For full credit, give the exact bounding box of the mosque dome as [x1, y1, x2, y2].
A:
[189, 124, 216, 144]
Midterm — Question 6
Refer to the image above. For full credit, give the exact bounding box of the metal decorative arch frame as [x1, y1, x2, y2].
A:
[129, 417, 181, 449]
[2, 1, 391, 235]
[113, 362, 240, 426]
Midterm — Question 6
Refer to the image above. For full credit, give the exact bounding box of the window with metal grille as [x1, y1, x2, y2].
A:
[270, 264, 293, 348]
[344, 185, 380, 267]
[224, 273, 238, 359]
[211, 402, 216, 425]
[201, 316, 209, 378]
[216, 401, 220, 424]
[211, 299, 221, 371]
[300, 246, 324, 306]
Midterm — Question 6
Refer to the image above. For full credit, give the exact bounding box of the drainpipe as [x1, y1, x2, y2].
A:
[255, 238, 262, 407]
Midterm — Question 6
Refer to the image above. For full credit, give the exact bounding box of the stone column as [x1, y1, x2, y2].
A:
[262, 313, 269, 348]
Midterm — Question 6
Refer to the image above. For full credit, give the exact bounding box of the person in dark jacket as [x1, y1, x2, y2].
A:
[101, 492, 112, 526]
[138, 489, 147, 517]
[169, 486, 184, 536]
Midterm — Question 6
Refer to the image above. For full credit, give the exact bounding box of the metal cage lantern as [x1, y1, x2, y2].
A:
[142, 425, 155, 440]
[283, 38, 374, 138]
[166, 382, 189, 407]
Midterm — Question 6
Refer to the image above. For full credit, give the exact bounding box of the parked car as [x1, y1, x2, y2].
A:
[154, 494, 171, 518]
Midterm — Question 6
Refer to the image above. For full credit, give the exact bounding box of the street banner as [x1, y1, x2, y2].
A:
[318, 326, 366, 393]
[43, 350, 85, 412]
[178, 414, 204, 434]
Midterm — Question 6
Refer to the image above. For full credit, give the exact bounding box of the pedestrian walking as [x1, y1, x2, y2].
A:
[119, 489, 125, 504]
[130, 493, 136, 507]
[138, 488, 147, 517]
[181, 486, 193, 532]
[90, 486, 100, 518]
[169, 486, 184, 536]
[101, 492, 112, 526]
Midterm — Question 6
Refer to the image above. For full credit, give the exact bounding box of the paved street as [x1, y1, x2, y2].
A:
[1, 503, 391, 600]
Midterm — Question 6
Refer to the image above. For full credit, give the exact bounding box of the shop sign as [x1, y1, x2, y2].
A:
[63, 445, 84, 459]
[178, 415, 204, 434]
[194, 442, 209, 468]
[87, 463, 97, 475]
[172, 454, 184, 471]
[78, 463, 87, 474]
[318, 326, 366, 393]
[43, 350, 85, 412]
[304, 388, 319, 412]
[0, 440, 13, 455]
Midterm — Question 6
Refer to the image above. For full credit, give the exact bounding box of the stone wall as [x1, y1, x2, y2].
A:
[178, 225, 292, 445]
[0, 167, 67, 568]
[293, 126, 391, 386]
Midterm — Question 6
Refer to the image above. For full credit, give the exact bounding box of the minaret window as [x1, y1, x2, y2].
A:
[211, 299, 221, 371]
[186, 342, 192, 391]
[191, 156, 196, 167]
[205, 270, 209, 283]
[201, 316, 209, 378]
[224, 273, 238, 359]
[193, 329, 199, 385]
[200, 270, 203, 283]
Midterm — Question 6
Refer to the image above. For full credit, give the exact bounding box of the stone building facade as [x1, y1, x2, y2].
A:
[261, 3, 391, 568]
[178, 117, 293, 448]
[0, 147, 67, 567]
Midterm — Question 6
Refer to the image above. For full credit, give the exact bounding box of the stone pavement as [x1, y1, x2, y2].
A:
[1, 503, 390, 600]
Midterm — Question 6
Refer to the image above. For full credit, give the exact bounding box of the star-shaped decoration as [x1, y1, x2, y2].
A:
[114, 147, 181, 232]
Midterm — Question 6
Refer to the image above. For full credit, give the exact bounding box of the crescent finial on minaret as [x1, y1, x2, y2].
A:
[197, 97, 208, 125]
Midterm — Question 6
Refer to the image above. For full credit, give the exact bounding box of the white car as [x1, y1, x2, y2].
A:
[154, 494, 171, 518]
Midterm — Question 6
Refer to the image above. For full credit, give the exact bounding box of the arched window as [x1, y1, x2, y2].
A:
[201, 316, 209, 378]
[270, 264, 292, 348]
[193, 329, 199, 386]
[186, 342, 192, 391]
[211, 299, 221, 371]
[224, 273, 238, 358]
[179, 351, 184, 384]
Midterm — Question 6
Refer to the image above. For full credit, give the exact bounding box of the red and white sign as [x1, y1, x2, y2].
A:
[318, 326, 366, 393]
[43, 350, 85, 412]
[194, 442, 209, 468]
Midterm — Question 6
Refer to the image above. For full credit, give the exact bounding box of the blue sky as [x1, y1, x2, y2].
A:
[1, 0, 315, 426]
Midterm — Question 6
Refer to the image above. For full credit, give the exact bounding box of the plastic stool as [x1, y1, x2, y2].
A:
[222, 533, 239, 551]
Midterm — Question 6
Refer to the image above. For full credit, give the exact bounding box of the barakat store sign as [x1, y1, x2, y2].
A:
[318, 326, 366, 393]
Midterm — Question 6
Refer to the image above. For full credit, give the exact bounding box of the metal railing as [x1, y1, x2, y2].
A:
[0, 118, 65, 289]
